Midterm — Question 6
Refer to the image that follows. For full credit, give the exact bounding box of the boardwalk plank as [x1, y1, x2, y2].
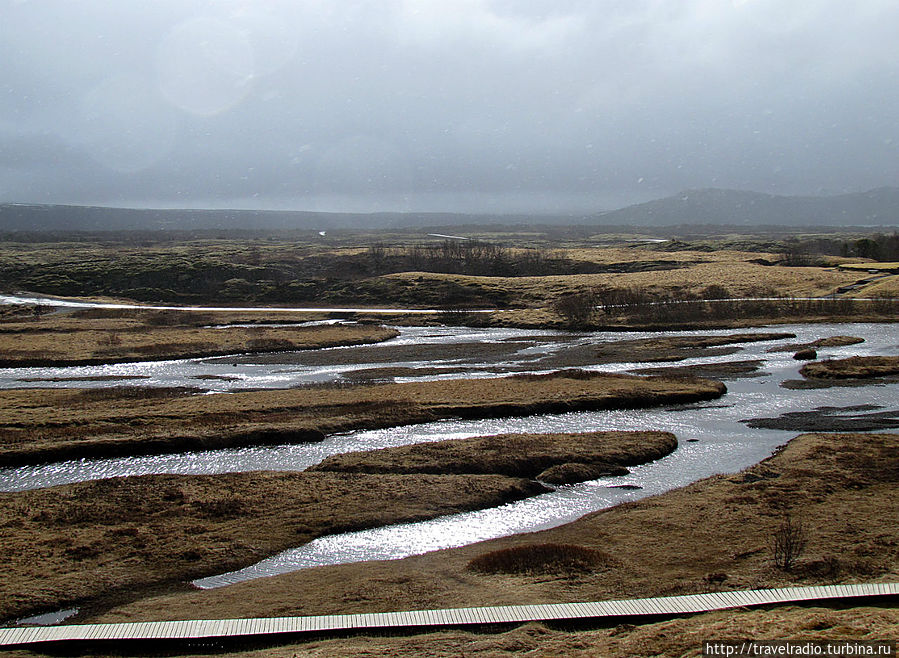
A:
[46, 626, 67, 640]
[715, 591, 742, 608]
[1, 628, 27, 645]
[644, 597, 668, 615]
[494, 606, 513, 623]
[2, 583, 897, 647]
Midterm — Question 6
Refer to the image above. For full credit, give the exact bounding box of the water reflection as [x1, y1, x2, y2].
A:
[1, 321, 896, 586]
[2, 323, 896, 492]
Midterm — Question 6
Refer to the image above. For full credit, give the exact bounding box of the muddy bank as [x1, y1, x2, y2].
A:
[0, 371, 725, 467]
[781, 355, 899, 389]
[93, 432, 898, 623]
[767, 335, 865, 353]
[216, 338, 524, 367]
[533, 332, 795, 371]
[212, 331, 795, 380]
[0, 323, 399, 368]
[596, 332, 797, 362]
[743, 404, 899, 431]
[0, 470, 545, 622]
[631, 359, 765, 380]
[800, 355, 899, 379]
[311, 431, 676, 485]
[340, 365, 474, 382]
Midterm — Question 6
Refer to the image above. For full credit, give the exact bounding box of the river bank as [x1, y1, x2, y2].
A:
[310, 430, 677, 485]
[4, 291, 899, 337]
[0, 312, 399, 367]
[0, 470, 545, 622]
[0, 371, 725, 467]
[0, 430, 683, 622]
[83, 431, 898, 656]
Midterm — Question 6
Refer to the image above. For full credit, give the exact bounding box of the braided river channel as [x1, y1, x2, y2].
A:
[1, 306, 897, 590]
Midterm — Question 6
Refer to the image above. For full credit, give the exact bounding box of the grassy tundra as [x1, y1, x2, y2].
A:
[0, 371, 725, 467]
[86, 431, 899, 656]
[2, 228, 898, 328]
[1, 228, 897, 655]
[0, 309, 398, 366]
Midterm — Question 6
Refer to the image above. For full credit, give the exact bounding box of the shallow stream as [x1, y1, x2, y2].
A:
[1, 301, 897, 590]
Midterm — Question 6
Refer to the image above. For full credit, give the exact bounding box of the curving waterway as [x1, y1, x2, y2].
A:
[1, 294, 898, 589]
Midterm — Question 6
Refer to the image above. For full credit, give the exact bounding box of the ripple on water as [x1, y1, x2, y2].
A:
[1, 321, 898, 585]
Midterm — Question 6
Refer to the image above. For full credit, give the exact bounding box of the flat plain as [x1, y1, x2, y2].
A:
[1, 227, 897, 655]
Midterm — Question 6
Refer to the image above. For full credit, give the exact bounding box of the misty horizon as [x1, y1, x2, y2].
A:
[4, 185, 897, 217]
[2, 1, 897, 215]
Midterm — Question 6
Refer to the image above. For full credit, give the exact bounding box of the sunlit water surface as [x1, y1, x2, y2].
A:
[0, 315, 896, 588]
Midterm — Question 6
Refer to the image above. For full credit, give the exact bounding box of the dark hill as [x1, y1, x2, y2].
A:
[2, 187, 897, 232]
[592, 187, 899, 227]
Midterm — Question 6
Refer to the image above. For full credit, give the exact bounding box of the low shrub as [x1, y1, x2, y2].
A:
[770, 514, 808, 571]
[72, 386, 200, 402]
[467, 543, 612, 575]
[246, 338, 296, 351]
[552, 290, 598, 328]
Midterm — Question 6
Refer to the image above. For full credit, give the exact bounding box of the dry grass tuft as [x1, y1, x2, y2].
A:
[0, 322, 399, 367]
[801, 356, 899, 379]
[468, 543, 614, 575]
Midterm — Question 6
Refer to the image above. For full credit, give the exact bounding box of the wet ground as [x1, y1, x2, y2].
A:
[1, 312, 897, 592]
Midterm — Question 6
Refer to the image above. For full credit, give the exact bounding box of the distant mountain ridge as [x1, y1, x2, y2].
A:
[1, 187, 898, 231]
[592, 187, 899, 227]
[0, 204, 581, 232]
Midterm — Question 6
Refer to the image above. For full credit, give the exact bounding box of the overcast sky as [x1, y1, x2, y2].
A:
[1, 0, 897, 213]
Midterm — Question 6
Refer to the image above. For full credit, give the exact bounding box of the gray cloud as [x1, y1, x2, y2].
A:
[1, 0, 897, 213]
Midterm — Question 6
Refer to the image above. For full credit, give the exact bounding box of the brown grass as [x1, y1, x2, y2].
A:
[93, 432, 898, 624]
[0, 322, 399, 367]
[0, 470, 545, 622]
[0, 372, 725, 467]
[311, 431, 676, 485]
[857, 276, 899, 297]
[840, 261, 899, 272]
[385, 259, 862, 306]
[800, 356, 899, 379]
[768, 335, 865, 353]
[467, 543, 614, 575]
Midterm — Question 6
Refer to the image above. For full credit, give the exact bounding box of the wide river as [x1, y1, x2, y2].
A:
[1, 297, 898, 590]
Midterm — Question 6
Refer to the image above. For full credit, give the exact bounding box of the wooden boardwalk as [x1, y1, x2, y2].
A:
[1, 583, 896, 648]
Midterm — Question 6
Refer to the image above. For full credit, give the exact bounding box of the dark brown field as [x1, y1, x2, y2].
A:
[0, 371, 725, 466]
[800, 355, 899, 380]
[87, 432, 897, 654]
[311, 430, 676, 485]
[0, 313, 398, 367]
[0, 471, 545, 622]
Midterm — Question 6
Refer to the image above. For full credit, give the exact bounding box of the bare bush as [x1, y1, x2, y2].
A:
[552, 290, 597, 328]
[702, 284, 730, 300]
[770, 514, 808, 571]
[438, 302, 478, 326]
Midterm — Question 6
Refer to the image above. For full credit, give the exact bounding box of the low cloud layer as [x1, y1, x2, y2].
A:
[1, 0, 897, 213]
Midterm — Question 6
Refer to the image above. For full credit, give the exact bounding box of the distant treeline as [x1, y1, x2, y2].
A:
[0, 239, 599, 307]
[365, 240, 600, 277]
[782, 232, 899, 264]
[553, 284, 899, 328]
